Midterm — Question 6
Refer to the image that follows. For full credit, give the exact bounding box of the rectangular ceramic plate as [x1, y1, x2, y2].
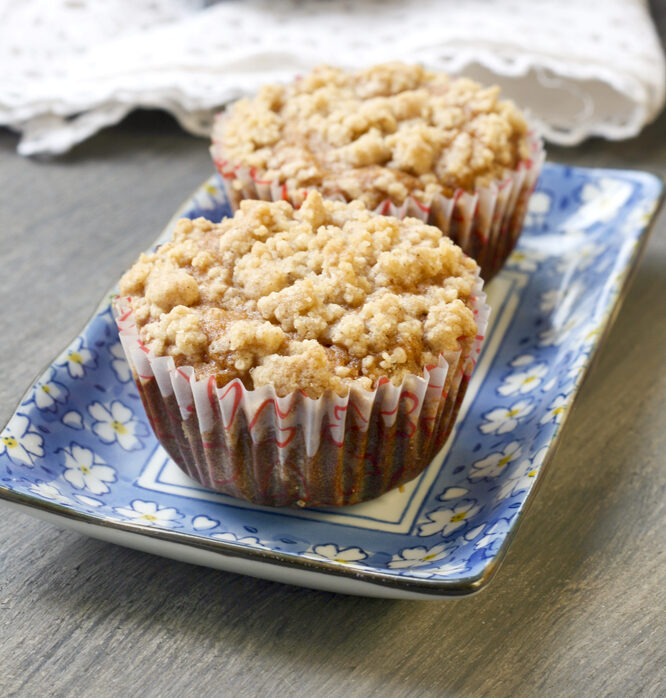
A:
[1, 164, 662, 599]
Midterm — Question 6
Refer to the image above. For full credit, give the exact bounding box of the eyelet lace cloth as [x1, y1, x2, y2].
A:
[1, 0, 664, 156]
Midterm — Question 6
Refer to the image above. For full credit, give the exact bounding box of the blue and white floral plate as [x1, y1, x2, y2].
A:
[1, 164, 662, 599]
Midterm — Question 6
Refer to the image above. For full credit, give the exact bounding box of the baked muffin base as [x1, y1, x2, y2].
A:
[114, 278, 490, 508]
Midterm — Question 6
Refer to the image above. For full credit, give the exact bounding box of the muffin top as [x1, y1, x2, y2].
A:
[119, 193, 479, 398]
[213, 63, 530, 209]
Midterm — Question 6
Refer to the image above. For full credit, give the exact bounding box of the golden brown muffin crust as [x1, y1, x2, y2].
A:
[119, 193, 478, 397]
[214, 63, 530, 208]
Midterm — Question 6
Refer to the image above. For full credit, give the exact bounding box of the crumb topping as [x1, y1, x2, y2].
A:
[119, 194, 478, 397]
[214, 63, 530, 209]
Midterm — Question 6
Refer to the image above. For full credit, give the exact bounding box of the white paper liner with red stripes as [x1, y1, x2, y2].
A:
[114, 275, 489, 505]
[211, 128, 544, 280]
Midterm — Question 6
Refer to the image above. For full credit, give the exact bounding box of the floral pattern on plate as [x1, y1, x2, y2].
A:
[0, 164, 662, 595]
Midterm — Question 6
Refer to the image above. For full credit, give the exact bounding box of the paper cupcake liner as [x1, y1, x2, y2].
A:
[114, 275, 489, 508]
[211, 130, 544, 281]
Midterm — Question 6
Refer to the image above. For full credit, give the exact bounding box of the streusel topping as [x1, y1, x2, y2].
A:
[119, 193, 478, 397]
[213, 63, 530, 209]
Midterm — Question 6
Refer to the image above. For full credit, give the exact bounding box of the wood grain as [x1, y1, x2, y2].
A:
[1, 95, 665, 698]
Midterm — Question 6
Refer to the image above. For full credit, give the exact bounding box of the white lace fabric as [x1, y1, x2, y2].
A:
[1, 0, 664, 156]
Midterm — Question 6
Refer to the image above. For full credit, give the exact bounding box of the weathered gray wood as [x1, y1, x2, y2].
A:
[1, 84, 666, 698]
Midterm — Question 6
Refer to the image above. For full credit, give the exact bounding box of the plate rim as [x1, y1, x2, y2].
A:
[1, 164, 663, 598]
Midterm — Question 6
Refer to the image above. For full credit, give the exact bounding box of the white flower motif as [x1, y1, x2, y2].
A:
[59, 443, 116, 494]
[462, 524, 486, 543]
[580, 323, 601, 349]
[432, 560, 468, 576]
[109, 342, 132, 383]
[567, 353, 587, 380]
[191, 182, 223, 212]
[578, 243, 606, 271]
[62, 410, 84, 430]
[479, 400, 534, 435]
[470, 441, 522, 480]
[192, 515, 220, 531]
[542, 281, 586, 319]
[0, 414, 44, 466]
[540, 395, 567, 425]
[498, 363, 548, 396]
[524, 191, 552, 227]
[74, 494, 104, 508]
[539, 289, 560, 313]
[621, 199, 656, 237]
[496, 447, 547, 500]
[418, 500, 480, 537]
[475, 519, 512, 555]
[538, 316, 581, 347]
[31, 367, 68, 412]
[506, 248, 547, 272]
[578, 178, 633, 223]
[114, 500, 183, 527]
[29, 481, 72, 504]
[541, 377, 557, 393]
[306, 544, 368, 564]
[438, 486, 469, 501]
[55, 337, 96, 379]
[396, 568, 436, 579]
[388, 543, 456, 569]
[401, 559, 469, 579]
[212, 532, 268, 548]
[555, 242, 605, 274]
[510, 354, 535, 367]
[88, 400, 144, 451]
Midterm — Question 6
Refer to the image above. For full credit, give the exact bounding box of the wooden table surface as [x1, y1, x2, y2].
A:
[2, 51, 666, 698]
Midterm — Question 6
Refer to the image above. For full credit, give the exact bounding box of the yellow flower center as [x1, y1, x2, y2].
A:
[513, 252, 525, 261]
[205, 184, 217, 194]
[450, 511, 467, 523]
[497, 455, 512, 468]
[422, 553, 438, 561]
[2, 436, 18, 448]
[41, 385, 51, 394]
[140, 514, 158, 522]
[507, 407, 520, 417]
[528, 470, 536, 478]
[111, 420, 127, 434]
[69, 352, 83, 364]
[522, 375, 537, 384]
[553, 406, 565, 416]
[333, 558, 350, 564]
[80, 465, 91, 474]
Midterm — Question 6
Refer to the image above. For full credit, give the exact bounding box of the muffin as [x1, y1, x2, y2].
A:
[211, 63, 544, 280]
[115, 193, 489, 507]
